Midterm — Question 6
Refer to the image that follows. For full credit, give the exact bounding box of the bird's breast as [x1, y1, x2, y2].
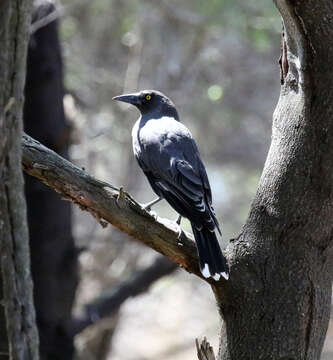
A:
[132, 119, 141, 156]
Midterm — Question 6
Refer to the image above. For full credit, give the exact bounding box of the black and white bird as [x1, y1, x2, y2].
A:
[113, 90, 229, 281]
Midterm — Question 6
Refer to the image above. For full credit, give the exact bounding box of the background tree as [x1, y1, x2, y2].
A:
[24, 3, 78, 359]
[0, 0, 39, 359]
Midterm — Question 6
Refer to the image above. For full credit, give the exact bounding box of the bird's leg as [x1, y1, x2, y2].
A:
[174, 215, 184, 239]
[141, 197, 163, 211]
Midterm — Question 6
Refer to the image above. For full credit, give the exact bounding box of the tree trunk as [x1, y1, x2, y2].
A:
[218, 1, 333, 359]
[0, 1, 39, 360]
[24, 3, 78, 359]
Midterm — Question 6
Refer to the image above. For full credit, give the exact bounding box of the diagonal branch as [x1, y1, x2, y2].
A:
[69, 256, 178, 336]
[21, 133, 207, 280]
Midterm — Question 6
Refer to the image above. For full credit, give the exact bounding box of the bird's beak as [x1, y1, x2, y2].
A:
[112, 93, 141, 106]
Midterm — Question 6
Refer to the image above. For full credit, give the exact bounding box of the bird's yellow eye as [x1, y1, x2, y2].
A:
[145, 94, 151, 101]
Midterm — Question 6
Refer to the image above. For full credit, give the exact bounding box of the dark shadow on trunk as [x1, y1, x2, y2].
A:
[24, 3, 78, 359]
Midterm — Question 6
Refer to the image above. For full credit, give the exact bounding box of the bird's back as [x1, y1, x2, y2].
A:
[132, 116, 195, 171]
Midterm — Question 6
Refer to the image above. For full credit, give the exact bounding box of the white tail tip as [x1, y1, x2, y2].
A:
[221, 271, 229, 280]
[201, 263, 229, 281]
[202, 263, 210, 278]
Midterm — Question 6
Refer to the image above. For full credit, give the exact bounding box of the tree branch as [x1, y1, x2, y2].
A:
[69, 256, 178, 335]
[21, 133, 208, 280]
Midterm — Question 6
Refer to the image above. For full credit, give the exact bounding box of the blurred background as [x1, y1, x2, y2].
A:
[23, 0, 333, 359]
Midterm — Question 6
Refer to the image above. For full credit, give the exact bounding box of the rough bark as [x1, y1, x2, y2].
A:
[24, 3, 78, 359]
[217, 1, 333, 359]
[0, 1, 39, 359]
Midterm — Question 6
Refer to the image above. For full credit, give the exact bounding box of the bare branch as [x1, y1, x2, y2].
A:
[30, 5, 63, 34]
[30, 0, 92, 34]
[69, 256, 178, 335]
[21, 133, 208, 280]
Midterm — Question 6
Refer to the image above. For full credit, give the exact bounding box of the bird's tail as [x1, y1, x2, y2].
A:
[191, 225, 229, 281]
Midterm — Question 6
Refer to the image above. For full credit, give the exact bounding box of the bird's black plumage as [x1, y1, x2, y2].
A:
[113, 90, 229, 280]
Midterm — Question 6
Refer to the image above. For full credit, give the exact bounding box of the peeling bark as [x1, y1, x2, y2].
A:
[24, 3, 78, 358]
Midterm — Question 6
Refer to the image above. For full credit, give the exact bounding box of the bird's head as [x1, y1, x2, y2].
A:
[112, 90, 179, 120]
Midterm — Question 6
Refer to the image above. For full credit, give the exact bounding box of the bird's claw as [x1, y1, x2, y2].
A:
[141, 197, 162, 213]
[142, 203, 152, 212]
[175, 222, 184, 240]
[174, 215, 184, 239]
[140, 203, 158, 220]
[149, 210, 158, 220]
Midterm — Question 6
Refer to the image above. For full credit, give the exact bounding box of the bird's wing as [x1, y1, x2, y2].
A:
[165, 154, 220, 233]
[137, 120, 220, 232]
[135, 155, 164, 197]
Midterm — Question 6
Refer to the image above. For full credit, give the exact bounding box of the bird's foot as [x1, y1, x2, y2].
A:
[149, 210, 158, 220]
[174, 216, 183, 240]
[140, 203, 158, 220]
[142, 203, 152, 212]
[141, 197, 162, 212]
